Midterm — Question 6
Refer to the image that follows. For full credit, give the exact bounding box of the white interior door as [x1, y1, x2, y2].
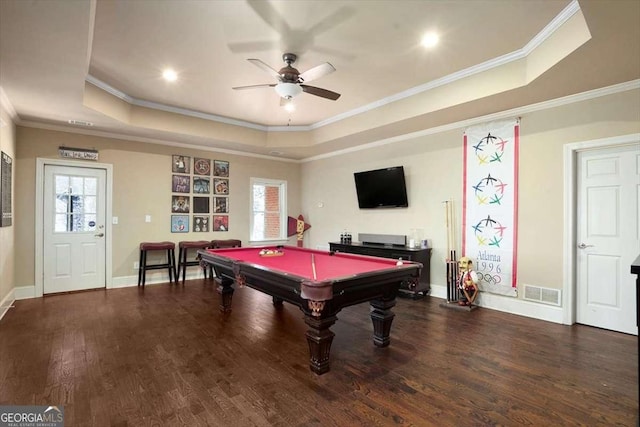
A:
[43, 165, 106, 293]
[576, 144, 640, 335]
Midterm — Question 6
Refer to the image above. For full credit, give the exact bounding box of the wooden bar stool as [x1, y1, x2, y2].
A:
[178, 240, 212, 284]
[138, 241, 177, 287]
[210, 239, 242, 249]
[208, 239, 242, 278]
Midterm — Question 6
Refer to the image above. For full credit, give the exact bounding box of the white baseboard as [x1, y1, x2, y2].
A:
[429, 283, 564, 325]
[111, 268, 211, 288]
[0, 288, 16, 320]
[15, 286, 35, 300]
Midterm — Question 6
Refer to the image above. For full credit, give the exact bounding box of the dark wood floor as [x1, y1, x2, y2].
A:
[0, 279, 637, 426]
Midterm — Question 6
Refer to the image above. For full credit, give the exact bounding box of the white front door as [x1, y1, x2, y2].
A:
[576, 144, 640, 335]
[43, 165, 106, 293]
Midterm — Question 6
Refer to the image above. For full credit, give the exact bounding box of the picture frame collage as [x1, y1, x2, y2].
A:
[171, 155, 230, 233]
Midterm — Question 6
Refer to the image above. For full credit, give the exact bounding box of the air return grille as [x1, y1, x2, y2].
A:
[523, 285, 561, 306]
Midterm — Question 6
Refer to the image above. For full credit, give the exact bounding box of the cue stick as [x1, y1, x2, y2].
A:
[311, 253, 317, 280]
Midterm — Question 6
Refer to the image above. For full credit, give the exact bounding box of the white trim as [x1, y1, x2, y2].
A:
[302, 80, 640, 162]
[35, 158, 114, 297]
[430, 284, 564, 324]
[15, 285, 36, 300]
[0, 86, 18, 121]
[83, 1, 582, 134]
[562, 133, 640, 325]
[0, 288, 16, 321]
[17, 80, 639, 164]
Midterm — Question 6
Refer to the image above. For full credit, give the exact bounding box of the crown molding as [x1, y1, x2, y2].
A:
[302, 79, 640, 162]
[0, 86, 18, 122]
[17, 119, 298, 163]
[84, 1, 582, 134]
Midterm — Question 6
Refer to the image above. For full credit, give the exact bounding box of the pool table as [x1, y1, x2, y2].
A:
[198, 245, 422, 374]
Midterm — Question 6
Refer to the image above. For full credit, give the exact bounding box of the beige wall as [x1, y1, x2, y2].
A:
[0, 100, 16, 304]
[14, 128, 301, 287]
[301, 89, 640, 295]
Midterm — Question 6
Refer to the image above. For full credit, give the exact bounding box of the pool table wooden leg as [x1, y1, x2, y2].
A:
[215, 276, 234, 313]
[304, 314, 337, 375]
[369, 298, 397, 347]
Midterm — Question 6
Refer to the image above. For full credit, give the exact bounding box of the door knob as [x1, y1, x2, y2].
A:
[94, 233, 105, 238]
[578, 242, 594, 249]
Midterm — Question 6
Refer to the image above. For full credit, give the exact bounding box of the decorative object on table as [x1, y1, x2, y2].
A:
[172, 175, 190, 193]
[171, 195, 190, 213]
[287, 215, 311, 247]
[214, 197, 228, 213]
[214, 178, 229, 195]
[213, 215, 228, 231]
[463, 119, 519, 297]
[0, 151, 12, 227]
[259, 248, 284, 257]
[193, 176, 210, 194]
[171, 215, 189, 233]
[193, 158, 211, 175]
[193, 215, 209, 232]
[172, 155, 190, 174]
[213, 160, 229, 177]
[193, 196, 210, 214]
[457, 256, 479, 306]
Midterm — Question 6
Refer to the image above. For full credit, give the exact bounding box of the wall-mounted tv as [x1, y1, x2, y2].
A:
[354, 166, 408, 209]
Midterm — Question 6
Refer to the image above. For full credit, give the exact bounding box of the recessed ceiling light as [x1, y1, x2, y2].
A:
[162, 69, 178, 82]
[421, 32, 439, 48]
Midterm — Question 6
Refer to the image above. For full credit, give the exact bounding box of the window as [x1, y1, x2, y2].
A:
[250, 178, 287, 242]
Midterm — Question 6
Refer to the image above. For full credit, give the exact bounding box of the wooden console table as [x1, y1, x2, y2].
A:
[329, 241, 431, 298]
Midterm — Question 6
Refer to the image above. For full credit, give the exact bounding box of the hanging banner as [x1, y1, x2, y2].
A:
[463, 119, 519, 296]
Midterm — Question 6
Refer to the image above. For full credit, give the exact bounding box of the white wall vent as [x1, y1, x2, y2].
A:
[523, 284, 561, 306]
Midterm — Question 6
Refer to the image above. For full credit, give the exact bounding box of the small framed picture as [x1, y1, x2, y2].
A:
[193, 176, 210, 194]
[194, 158, 211, 176]
[214, 197, 228, 213]
[193, 196, 210, 214]
[213, 215, 229, 231]
[193, 215, 209, 232]
[171, 215, 189, 233]
[214, 160, 229, 177]
[172, 175, 190, 193]
[172, 195, 190, 213]
[172, 155, 190, 174]
[214, 178, 229, 195]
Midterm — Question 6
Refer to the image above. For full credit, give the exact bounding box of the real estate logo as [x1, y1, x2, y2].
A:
[0, 405, 64, 427]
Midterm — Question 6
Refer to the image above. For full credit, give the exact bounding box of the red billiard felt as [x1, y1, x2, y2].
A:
[207, 246, 401, 281]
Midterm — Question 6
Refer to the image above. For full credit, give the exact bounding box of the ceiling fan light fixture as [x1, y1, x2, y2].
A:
[275, 82, 302, 99]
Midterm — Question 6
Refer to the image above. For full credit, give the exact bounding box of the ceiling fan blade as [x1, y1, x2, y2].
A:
[300, 85, 341, 100]
[299, 62, 335, 83]
[247, 59, 282, 80]
[232, 83, 276, 90]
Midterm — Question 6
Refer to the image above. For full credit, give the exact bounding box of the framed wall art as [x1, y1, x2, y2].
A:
[194, 158, 211, 176]
[193, 196, 210, 214]
[213, 178, 229, 195]
[214, 160, 229, 177]
[171, 215, 189, 233]
[214, 197, 228, 213]
[172, 175, 190, 193]
[172, 155, 190, 174]
[193, 215, 210, 232]
[0, 151, 12, 227]
[171, 195, 190, 213]
[213, 215, 228, 231]
[193, 176, 210, 194]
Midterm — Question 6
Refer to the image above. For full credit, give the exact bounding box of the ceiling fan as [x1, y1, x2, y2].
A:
[232, 53, 341, 102]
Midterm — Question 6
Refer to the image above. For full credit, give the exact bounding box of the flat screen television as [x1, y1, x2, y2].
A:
[354, 166, 408, 209]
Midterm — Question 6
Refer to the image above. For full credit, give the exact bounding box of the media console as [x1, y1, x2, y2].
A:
[329, 241, 431, 298]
